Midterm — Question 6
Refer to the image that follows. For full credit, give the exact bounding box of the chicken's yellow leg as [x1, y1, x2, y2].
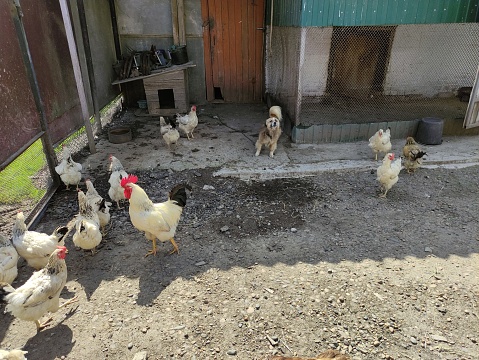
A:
[145, 238, 157, 257]
[36, 295, 79, 331]
[169, 238, 179, 255]
[59, 296, 79, 309]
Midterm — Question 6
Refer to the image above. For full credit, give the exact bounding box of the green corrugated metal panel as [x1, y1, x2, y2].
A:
[268, 0, 302, 27]
[298, 0, 479, 27]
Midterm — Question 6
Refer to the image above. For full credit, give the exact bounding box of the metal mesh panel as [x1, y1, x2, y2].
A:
[0, 99, 121, 236]
[266, 23, 479, 128]
[0, 140, 51, 234]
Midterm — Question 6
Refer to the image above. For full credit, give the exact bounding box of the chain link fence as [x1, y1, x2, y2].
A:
[266, 23, 479, 131]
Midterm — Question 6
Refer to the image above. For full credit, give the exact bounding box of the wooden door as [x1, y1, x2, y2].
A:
[327, 27, 394, 98]
[202, 0, 265, 102]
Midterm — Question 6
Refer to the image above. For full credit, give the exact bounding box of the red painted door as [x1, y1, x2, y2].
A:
[202, 0, 265, 102]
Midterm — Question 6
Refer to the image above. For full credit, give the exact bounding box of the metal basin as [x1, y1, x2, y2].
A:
[108, 127, 132, 144]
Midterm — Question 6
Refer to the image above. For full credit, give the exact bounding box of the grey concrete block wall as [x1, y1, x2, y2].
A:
[291, 120, 420, 144]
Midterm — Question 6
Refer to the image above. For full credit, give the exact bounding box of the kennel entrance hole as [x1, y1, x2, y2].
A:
[158, 89, 175, 108]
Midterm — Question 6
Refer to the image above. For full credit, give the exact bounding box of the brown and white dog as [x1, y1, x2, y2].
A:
[255, 106, 282, 158]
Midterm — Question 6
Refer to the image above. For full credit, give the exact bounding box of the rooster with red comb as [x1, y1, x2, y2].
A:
[120, 174, 192, 257]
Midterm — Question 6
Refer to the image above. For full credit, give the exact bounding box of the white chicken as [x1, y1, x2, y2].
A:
[108, 155, 129, 209]
[12, 212, 69, 270]
[54, 145, 82, 190]
[0, 234, 19, 284]
[377, 152, 402, 198]
[160, 116, 180, 150]
[176, 105, 198, 140]
[0, 246, 78, 332]
[120, 175, 191, 257]
[85, 179, 111, 234]
[0, 349, 28, 360]
[72, 190, 102, 254]
[368, 128, 392, 161]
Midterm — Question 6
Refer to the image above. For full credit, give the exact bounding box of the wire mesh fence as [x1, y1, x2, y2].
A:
[0, 97, 122, 236]
[266, 23, 479, 130]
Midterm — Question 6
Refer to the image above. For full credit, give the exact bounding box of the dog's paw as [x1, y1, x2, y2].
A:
[269, 153, 275, 158]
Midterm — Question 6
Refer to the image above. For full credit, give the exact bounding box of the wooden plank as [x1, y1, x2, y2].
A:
[228, 2, 238, 101]
[177, 0, 186, 45]
[247, 1, 255, 101]
[240, 1, 249, 103]
[253, 0, 264, 102]
[111, 63, 195, 85]
[221, 0, 230, 100]
[213, 0, 224, 95]
[59, 0, 95, 153]
[171, 0, 179, 45]
[201, 0, 214, 101]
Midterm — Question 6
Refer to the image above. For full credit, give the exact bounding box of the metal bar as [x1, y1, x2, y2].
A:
[59, 0, 96, 154]
[10, 0, 59, 184]
[108, 0, 122, 60]
[0, 131, 44, 172]
[77, 0, 102, 133]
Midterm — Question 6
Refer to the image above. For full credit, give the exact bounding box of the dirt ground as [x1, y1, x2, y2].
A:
[1, 158, 478, 359]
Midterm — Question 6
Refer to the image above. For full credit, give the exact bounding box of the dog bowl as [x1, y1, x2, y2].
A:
[108, 127, 132, 144]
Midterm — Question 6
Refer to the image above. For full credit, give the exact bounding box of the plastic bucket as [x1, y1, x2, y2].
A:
[137, 100, 148, 109]
[170, 46, 189, 65]
[416, 117, 444, 145]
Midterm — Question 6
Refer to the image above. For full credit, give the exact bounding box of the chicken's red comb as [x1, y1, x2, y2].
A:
[57, 245, 67, 250]
[120, 174, 138, 188]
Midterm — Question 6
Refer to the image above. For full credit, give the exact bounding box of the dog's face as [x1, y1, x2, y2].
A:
[266, 117, 280, 130]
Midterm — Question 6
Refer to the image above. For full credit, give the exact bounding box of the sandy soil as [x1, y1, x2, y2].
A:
[1, 162, 478, 359]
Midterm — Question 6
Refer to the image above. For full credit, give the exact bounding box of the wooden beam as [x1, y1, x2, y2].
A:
[171, 0, 179, 45]
[59, 0, 96, 153]
[177, 0, 186, 45]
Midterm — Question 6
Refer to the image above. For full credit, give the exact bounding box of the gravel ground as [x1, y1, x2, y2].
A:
[1, 160, 478, 359]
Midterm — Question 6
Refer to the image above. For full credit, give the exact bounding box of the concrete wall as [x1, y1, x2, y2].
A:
[300, 27, 332, 98]
[71, 1, 119, 113]
[384, 23, 479, 97]
[115, 0, 205, 104]
[265, 26, 301, 121]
